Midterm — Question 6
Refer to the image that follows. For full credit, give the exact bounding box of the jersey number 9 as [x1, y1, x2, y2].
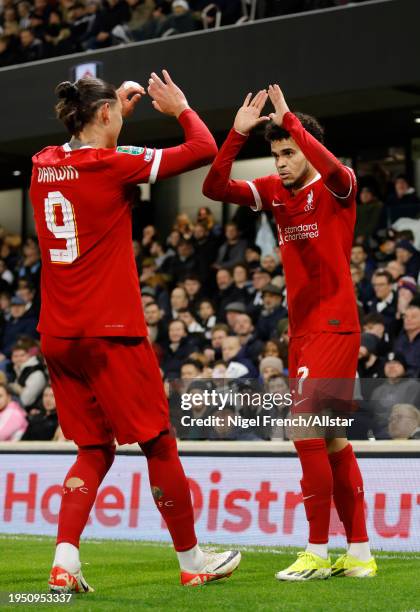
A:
[45, 191, 79, 264]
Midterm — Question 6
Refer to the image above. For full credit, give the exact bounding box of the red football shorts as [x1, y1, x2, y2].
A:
[41, 335, 170, 446]
[288, 331, 360, 415]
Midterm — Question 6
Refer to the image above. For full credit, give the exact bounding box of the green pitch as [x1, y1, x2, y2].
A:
[0, 535, 419, 612]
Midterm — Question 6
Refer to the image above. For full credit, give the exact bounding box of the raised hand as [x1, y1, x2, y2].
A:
[233, 90, 269, 135]
[116, 81, 146, 118]
[147, 70, 189, 118]
[267, 84, 290, 127]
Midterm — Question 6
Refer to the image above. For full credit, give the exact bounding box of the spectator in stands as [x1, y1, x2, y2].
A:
[0, 35, 20, 67]
[358, 332, 384, 380]
[141, 224, 157, 257]
[183, 274, 203, 310]
[386, 174, 420, 223]
[22, 385, 58, 440]
[370, 352, 420, 438]
[68, 2, 95, 50]
[2, 6, 20, 36]
[394, 302, 420, 377]
[215, 267, 245, 320]
[157, 0, 200, 36]
[173, 213, 193, 239]
[256, 283, 287, 341]
[17, 237, 41, 287]
[245, 244, 262, 271]
[178, 307, 205, 336]
[249, 267, 272, 311]
[17, 1, 32, 29]
[0, 258, 13, 286]
[192, 221, 218, 284]
[150, 239, 172, 272]
[126, 0, 155, 39]
[144, 301, 167, 345]
[205, 323, 229, 362]
[86, 0, 130, 49]
[362, 312, 390, 357]
[232, 263, 253, 298]
[261, 253, 282, 277]
[167, 286, 188, 320]
[368, 270, 397, 332]
[19, 27, 43, 62]
[16, 281, 39, 318]
[385, 259, 405, 283]
[388, 404, 420, 440]
[215, 222, 247, 269]
[0, 296, 38, 357]
[233, 312, 264, 366]
[180, 358, 203, 379]
[396, 276, 418, 325]
[350, 262, 373, 310]
[168, 238, 197, 281]
[0, 382, 27, 440]
[355, 186, 383, 242]
[196, 206, 221, 236]
[197, 299, 216, 338]
[44, 9, 74, 56]
[225, 302, 246, 331]
[221, 335, 257, 377]
[350, 244, 375, 279]
[178, 380, 213, 440]
[395, 240, 420, 280]
[259, 356, 284, 383]
[161, 319, 198, 377]
[8, 340, 47, 409]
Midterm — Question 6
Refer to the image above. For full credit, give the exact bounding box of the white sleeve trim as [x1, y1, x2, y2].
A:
[246, 180, 262, 212]
[149, 149, 162, 184]
[325, 166, 354, 200]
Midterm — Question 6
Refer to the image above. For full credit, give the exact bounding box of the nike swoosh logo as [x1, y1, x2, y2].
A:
[294, 398, 308, 406]
[302, 494, 315, 501]
[272, 201, 285, 207]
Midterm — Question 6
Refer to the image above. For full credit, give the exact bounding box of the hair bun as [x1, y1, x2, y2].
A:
[55, 81, 80, 102]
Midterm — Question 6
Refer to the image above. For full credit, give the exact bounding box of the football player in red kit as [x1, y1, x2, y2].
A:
[30, 71, 241, 592]
[203, 85, 377, 580]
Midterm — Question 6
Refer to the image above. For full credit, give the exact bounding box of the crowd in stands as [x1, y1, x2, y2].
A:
[0, 0, 372, 68]
[1, 169, 420, 443]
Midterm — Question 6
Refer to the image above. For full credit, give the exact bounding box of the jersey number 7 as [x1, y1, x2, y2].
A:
[44, 191, 79, 264]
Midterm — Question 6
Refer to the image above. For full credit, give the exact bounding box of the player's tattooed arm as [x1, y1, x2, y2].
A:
[116, 81, 146, 118]
[268, 84, 353, 199]
[233, 90, 270, 135]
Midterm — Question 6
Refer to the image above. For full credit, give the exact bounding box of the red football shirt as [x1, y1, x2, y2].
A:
[30, 108, 217, 338]
[203, 112, 360, 338]
[250, 170, 359, 337]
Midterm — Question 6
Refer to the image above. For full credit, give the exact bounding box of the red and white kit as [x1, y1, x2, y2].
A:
[203, 112, 361, 410]
[30, 109, 216, 445]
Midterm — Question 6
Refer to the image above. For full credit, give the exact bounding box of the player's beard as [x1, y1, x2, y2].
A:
[281, 161, 311, 191]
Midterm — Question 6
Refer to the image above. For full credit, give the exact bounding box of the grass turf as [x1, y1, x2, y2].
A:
[0, 535, 419, 612]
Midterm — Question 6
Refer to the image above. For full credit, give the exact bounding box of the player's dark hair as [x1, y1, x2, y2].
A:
[55, 78, 117, 136]
[265, 112, 324, 144]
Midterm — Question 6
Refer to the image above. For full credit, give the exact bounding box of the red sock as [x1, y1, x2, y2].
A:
[57, 443, 116, 547]
[294, 439, 333, 544]
[329, 443, 368, 543]
[140, 432, 197, 552]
